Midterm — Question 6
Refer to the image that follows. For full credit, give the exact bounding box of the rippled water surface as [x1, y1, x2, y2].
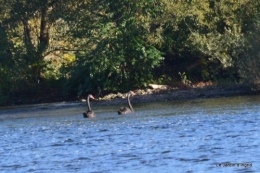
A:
[1, 95, 260, 173]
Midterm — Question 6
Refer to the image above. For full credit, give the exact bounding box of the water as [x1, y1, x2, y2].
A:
[0, 95, 260, 173]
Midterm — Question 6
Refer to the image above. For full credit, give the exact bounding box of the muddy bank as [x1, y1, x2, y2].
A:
[91, 84, 257, 106]
[4, 83, 258, 107]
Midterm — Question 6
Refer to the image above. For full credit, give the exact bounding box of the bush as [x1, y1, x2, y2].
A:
[238, 15, 260, 90]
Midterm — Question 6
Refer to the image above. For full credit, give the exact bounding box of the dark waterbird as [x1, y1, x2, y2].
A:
[83, 94, 95, 118]
[118, 91, 135, 115]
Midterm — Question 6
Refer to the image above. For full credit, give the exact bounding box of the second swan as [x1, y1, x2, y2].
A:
[118, 90, 135, 115]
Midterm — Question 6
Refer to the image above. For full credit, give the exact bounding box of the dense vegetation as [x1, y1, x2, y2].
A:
[1, 0, 260, 105]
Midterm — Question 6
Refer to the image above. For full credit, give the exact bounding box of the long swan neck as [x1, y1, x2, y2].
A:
[87, 95, 91, 111]
[127, 92, 134, 112]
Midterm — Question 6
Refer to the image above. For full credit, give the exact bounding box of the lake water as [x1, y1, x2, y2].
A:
[0, 95, 260, 173]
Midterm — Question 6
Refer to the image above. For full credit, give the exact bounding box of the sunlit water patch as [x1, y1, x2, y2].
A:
[0, 95, 260, 172]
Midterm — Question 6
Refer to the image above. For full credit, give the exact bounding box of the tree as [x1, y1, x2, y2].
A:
[238, 13, 260, 90]
[0, 0, 76, 104]
[188, 0, 260, 69]
[64, 0, 165, 95]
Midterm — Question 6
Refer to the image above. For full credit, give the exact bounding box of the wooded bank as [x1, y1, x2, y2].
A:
[1, 0, 260, 106]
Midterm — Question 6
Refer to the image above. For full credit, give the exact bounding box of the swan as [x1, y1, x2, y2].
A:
[83, 94, 95, 118]
[118, 91, 135, 114]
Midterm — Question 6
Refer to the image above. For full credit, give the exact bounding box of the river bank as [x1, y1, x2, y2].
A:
[84, 84, 260, 106]
[3, 83, 258, 107]
[90, 83, 257, 106]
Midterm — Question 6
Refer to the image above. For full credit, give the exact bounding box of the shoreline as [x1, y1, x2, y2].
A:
[88, 83, 257, 107]
[1, 83, 258, 108]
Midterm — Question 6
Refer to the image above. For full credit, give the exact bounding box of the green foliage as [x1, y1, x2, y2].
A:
[181, 0, 260, 82]
[64, 0, 164, 95]
[2, 0, 260, 105]
[0, 25, 21, 102]
[178, 72, 187, 84]
[237, 13, 260, 90]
